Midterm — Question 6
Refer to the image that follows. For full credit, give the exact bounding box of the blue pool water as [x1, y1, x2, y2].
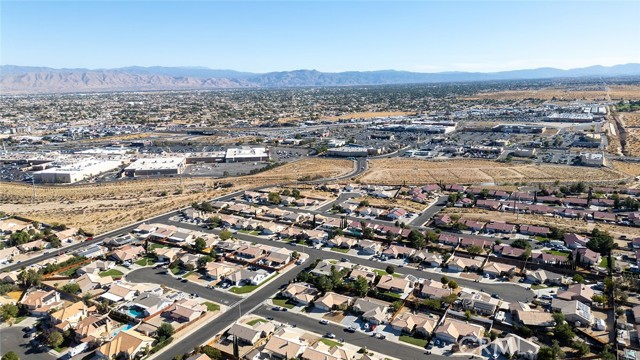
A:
[127, 308, 144, 318]
[112, 324, 134, 337]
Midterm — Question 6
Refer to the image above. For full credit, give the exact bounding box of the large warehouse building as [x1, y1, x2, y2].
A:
[225, 147, 270, 163]
[124, 157, 186, 177]
[33, 159, 122, 184]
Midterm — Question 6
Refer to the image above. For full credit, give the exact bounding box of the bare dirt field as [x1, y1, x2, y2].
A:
[620, 112, 640, 127]
[352, 196, 426, 213]
[612, 161, 640, 177]
[608, 85, 640, 100]
[358, 158, 629, 185]
[623, 128, 640, 156]
[464, 88, 608, 101]
[0, 158, 353, 235]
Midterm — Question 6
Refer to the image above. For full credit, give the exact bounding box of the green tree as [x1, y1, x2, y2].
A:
[408, 230, 425, 249]
[1, 351, 20, 360]
[44, 330, 64, 348]
[48, 236, 62, 248]
[467, 245, 483, 255]
[591, 294, 607, 304]
[390, 300, 403, 312]
[572, 274, 585, 284]
[552, 312, 565, 324]
[291, 189, 301, 199]
[194, 237, 207, 252]
[0, 304, 19, 322]
[196, 256, 214, 269]
[572, 340, 589, 356]
[157, 323, 174, 343]
[554, 322, 575, 345]
[464, 310, 472, 320]
[62, 283, 81, 295]
[219, 230, 233, 241]
[440, 276, 449, 285]
[201, 346, 222, 360]
[18, 269, 42, 287]
[511, 239, 531, 249]
[588, 228, 615, 255]
[268, 192, 282, 204]
[353, 276, 370, 297]
[385, 265, 395, 275]
[447, 280, 458, 289]
[537, 346, 555, 360]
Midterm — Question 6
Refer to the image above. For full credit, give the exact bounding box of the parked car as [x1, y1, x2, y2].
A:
[319, 319, 329, 325]
[325, 332, 335, 339]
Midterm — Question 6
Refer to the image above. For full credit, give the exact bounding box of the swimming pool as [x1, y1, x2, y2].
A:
[112, 324, 134, 337]
[127, 308, 144, 318]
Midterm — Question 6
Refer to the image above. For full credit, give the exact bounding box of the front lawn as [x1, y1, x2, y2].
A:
[247, 318, 268, 326]
[331, 248, 350, 254]
[272, 298, 296, 309]
[318, 338, 343, 347]
[239, 230, 261, 236]
[544, 250, 569, 257]
[13, 316, 27, 324]
[531, 284, 546, 290]
[170, 266, 180, 275]
[399, 335, 428, 348]
[204, 302, 220, 312]
[600, 257, 614, 268]
[229, 273, 278, 294]
[100, 269, 124, 277]
[182, 271, 194, 278]
[374, 269, 401, 278]
[149, 243, 167, 251]
[380, 291, 402, 299]
[60, 266, 83, 277]
[135, 257, 157, 266]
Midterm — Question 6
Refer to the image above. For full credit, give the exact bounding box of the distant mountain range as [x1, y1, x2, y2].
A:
[1, 63, 639, 94]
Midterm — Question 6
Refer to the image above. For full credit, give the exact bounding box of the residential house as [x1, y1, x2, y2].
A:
[301, 341, 355, 360]
[148, 225, 177, 240]
[381, 245, 415, 260]
[519, 225, 550, 237]
[227, 321, 274, 345]
[348, 266, 376, 284]
[412, 250, 442, 267]
[391, 312, 438, 336]
[494, 244, 525, 259]
[574, 247, 601, 266]
[315, 292, 353, 311]
[235, 245, 265, 260]
[55, 228, 78, 243]
[434, 214, 453, 227]
[100, 283, 137, 303]
[482, 262, 517, 277]
[377, 275, 412, 295]
[434, 318, 485, 344]
[311, 260, 344, 277]
[22, 290, 62, 315]
[0, 247, 21, 264]
[357, 240, 382, 255]
[178, 253, 200, 269]
[352, 297, 389, 324]
[459, 290, 500, 315]
[447, 256, 483, 272]
[96, 329, 154, 360]
[133, 223, 157, 238]
[75, 273, 113, 294]
[485, 222, 516, 234]
[419, 279, 451, 299]
[111, 245, 145, 263]
[526, 269, 566, 285]
[76, 245, 108, 259]
[263, 328, 307, 359]
[168, 299, 207, 322]
[154, 247, 181, 263]
[460, 237, 493, 249]
[462, 219, 486, 232]
[75, 315, 116, 342]
[564, 233, 589, 249]
[510, 303, 555, 328]
[261, 222, 284, 235]
[18, 240, 50, 252]
[305, 229, 328, 246]
[0, 219, 33, 234]
[264, 249, 292, 267]
[484, 334, 540, 360]
[204, 262, 238, 280]
[167, 230, 194, 244]
[557, 284, 594, 304]
[127, 293, 173, 317]
[551, 299, 593, 326]
[476, 200, 502, 211]
[50, 301, 88, 330]
[225, 269, 269, 286]
[438, 233, 459, 246]
[327, 235, 358, 249]
[77, 260, 116, 275]
[282, 283, 319, 305]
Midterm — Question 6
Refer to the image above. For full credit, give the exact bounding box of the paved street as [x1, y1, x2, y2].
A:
[410, 195, 449, 226]
[125, 267, 241, 306]
[0, 326, 55, 360]
[253, 305, 445, 360]
[315, 192, 362, 212]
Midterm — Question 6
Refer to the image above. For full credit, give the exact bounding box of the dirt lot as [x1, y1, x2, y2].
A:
[0, 158, 353, 235]
[352, 196, 427, 213]
[623, 128, 640, 156]
[620, 112, 640, 127]
[464, 88, 609, 101]
[358, 158, 629, 185]
[609, 85, 640, 100]
[612, 160, 640, 177]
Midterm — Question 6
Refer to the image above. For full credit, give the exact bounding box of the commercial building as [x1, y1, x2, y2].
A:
[546, 113, 596, 123]
[327, 146, 368, 157]
[492, 124, 545, 134]
[124, 157, 186, 177]
[580, 152, 607, 167]
[224, 147, 270, 163]
[33, 159, 122, 184]
[185, 151, 226, 163]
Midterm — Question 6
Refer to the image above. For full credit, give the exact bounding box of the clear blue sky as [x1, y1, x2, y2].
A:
[1, 1, 639, 73]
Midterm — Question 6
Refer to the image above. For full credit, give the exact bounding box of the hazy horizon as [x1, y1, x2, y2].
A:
[2, 1, 639, 73]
